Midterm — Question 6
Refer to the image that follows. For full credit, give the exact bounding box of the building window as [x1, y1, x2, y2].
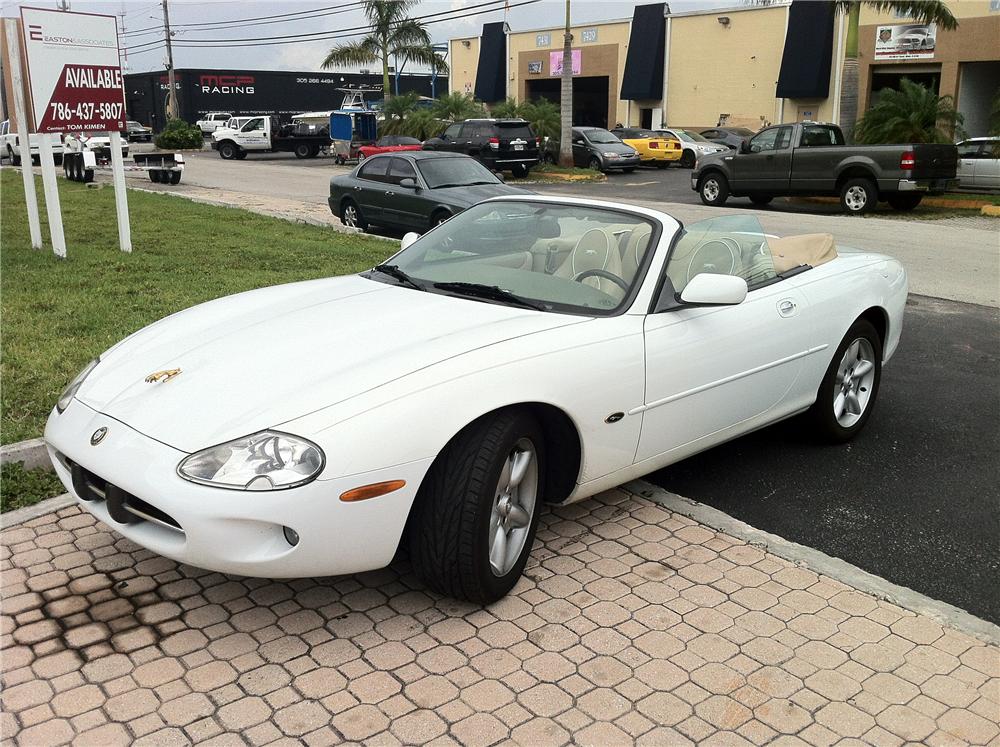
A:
[536, 33, 551, 47]
[581, 28, 598, 43]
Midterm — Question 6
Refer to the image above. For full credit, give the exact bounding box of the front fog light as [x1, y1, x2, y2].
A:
[57, 358, 99, 413]
[283, 526, 300, 546]
[178, 431, 324, 490]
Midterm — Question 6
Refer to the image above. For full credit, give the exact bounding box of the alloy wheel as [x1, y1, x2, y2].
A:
[488, 438, 538, 576]
[834, 338, 876, 428]
[342, 204, 358, 228]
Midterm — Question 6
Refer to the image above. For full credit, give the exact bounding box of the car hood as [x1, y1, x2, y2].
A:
[437, 183, 532, 206]
[76, 274, 581, 452]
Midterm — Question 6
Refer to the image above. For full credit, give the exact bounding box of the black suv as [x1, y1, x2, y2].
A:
[423, 118, 539, 177]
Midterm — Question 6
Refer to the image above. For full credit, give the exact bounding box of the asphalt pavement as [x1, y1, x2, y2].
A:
[649, 295, 1000, 624]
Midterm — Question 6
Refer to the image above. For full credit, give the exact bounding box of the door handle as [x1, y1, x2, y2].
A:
[353, 186, 362, 191]
[384, 191, 394, 196]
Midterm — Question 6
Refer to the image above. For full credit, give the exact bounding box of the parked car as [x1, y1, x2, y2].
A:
[212, 115, 329, 160]
[0, 119, 64, 165]
[956, 137, 999, 191]
[45, 200, 907, 602]
[692, 121, 957, 213]
[700, 126, 757, 150]
[570, 127, 640, 172]
[655, 127, 727, 168]
[125, 121, 153, 143]
[609, 127, 682, 167]
[196, 112, 233, 135]
[330, 152, 530, 233]
[358, 135, 424, 161]
[422, 118, 539, 178]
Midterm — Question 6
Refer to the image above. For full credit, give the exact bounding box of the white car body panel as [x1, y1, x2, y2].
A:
[45, 197, 908, 578]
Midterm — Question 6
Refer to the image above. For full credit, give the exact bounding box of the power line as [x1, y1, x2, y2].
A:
[122, 0, 366, 36]
[146, 0, 517, 46]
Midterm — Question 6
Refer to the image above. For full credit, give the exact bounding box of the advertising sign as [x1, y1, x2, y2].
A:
[550, 50, 582, 76]
[20, 7, 125, 133]
[874, 23, 937, 60]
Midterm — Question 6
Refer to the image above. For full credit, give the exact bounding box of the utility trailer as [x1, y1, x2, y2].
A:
[63, 149, 185, 184]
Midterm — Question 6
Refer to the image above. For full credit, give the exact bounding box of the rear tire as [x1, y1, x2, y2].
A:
[680, 150, 696, 169]
[887, 193, 922, 211]
[512, 163, 529, 178]
[294, 144, 311, 159]
[839, 177, 877, 214]
[698, 172, 729, 206]
[749, 194, 773, 206]
[407, 409, 545, 603]
[655, 161, 668, 169]
[340, 199, 368, 231]
[150, 169, 162, 183]
[808, 319, 882, 443]
[169, 170, 181, 185]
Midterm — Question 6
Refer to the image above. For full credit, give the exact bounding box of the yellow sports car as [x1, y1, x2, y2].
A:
[610, 127, 682, 167]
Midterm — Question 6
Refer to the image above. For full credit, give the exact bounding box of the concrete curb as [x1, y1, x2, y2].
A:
[626, 479, 1000, 646]
[1, 493, 75, 528]
[0, 438, 52, 471]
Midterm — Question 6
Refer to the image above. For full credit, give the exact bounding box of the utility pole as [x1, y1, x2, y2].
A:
[162, 0, 177, 119]
[118, 10, 128, 73]
[558, 0, 573, 167]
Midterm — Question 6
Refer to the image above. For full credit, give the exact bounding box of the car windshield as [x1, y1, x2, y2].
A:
[673, 129, 710, 143]
[632, 130, 658, 139]
[372, 201, 658, 315]
[416, 158, 501, 188]
[583, 129, 620, 144]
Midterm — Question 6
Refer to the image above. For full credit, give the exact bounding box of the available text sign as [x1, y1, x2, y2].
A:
[20, 7, 125, 133]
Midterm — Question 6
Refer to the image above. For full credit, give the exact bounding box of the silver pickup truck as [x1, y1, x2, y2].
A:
[692, 122, 957, 214]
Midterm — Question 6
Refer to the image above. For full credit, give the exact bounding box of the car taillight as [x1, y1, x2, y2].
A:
[489, 136, 499, 150]
[900, 151, 915, 170]
[536, 137, 541, 146]
[650, 141, 659, 149]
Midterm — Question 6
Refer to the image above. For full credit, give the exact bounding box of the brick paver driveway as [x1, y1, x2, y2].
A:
[3, 489, 998, 745]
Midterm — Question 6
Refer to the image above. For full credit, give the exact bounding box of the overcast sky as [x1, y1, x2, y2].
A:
[0, 0, 729, 75]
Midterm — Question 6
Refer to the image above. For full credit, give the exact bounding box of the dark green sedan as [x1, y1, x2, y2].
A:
[329, 151, 532, 233]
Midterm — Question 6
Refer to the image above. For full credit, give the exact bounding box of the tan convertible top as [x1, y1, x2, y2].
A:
[768, 233, 838, 274]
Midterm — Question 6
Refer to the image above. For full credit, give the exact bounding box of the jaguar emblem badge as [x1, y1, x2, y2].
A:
[145, 368, 181, 384]
[90, 427, 108, 446]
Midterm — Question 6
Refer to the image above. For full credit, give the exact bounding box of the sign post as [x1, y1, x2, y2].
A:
[3, 19, 43, 250]
[36, 131, 66, 257]
[19, 6, 130, 255]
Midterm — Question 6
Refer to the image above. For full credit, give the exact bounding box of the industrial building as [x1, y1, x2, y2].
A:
[449, 0, 1000, 135]
[123, 69, 448, 129]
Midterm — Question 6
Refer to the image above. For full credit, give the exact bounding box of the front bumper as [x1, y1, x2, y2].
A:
[897, 177, 957, 192]
[45, 399, 433, 578]
[603, 156, 641, 169]
[210, 141, 220, 150]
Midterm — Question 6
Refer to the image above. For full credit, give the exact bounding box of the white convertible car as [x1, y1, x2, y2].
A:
[45, 197, 907, 602]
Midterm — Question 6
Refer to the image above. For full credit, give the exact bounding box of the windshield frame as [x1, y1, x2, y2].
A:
[366, 197, 665, 318]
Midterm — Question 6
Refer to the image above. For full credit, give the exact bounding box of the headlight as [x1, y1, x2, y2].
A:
[602, 152, 620, 158]
[57, 358, 99, 413]
[177, 431, 325, 490]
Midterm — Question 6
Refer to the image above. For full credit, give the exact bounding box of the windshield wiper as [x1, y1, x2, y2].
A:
[372, 264, 425, 291]
[433, 281, 546, 311]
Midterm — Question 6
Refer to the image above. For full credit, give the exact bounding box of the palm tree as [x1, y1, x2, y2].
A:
[837, 1, 956, 139]
[431, 92, 486, 121]
[521, 99, 560, 141]
[854, 78, 963, 144]
[321, 0, 447, 101]
[558, 0, 573, 167]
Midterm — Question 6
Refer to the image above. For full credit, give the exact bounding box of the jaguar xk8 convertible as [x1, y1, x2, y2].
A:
[45, 197, 907, 603]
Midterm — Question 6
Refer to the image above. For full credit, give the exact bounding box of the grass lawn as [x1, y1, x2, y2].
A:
[0, 169, 391, 448]
[0, 463, 66, 512]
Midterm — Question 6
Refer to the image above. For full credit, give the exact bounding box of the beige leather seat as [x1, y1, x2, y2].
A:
[620, 225, 653, 283]
[768, 233, 837, 273]
[553, 228, 625, 299]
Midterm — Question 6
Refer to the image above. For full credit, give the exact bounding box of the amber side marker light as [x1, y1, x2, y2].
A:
[340, 480, 406, 502]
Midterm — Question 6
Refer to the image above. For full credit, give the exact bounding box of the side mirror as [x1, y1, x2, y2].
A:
[400, 232, 420, 250]
[679, 273, 748, 306]
[399, 177, 418, 190]
[739, 139, 751, 154]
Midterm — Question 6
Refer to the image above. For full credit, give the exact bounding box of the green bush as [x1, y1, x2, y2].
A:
[154, 118, 205, 150]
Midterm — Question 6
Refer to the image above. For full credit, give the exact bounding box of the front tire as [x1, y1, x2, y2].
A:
[429, 211, 450, 230]
[8, 146, 20, 166]
[840, 177, 877, 214]
[698, 172, 729, 206]
[218, 142, 238, 160]
[887, 193, 922, 211]
[680, 150, 696, 168]
[408, 409, 544, 603]
[589, 156, 603, 172]
[809, 319, 882, 442]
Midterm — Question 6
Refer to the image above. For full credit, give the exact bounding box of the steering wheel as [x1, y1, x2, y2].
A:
[573, 268, 629, 292]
